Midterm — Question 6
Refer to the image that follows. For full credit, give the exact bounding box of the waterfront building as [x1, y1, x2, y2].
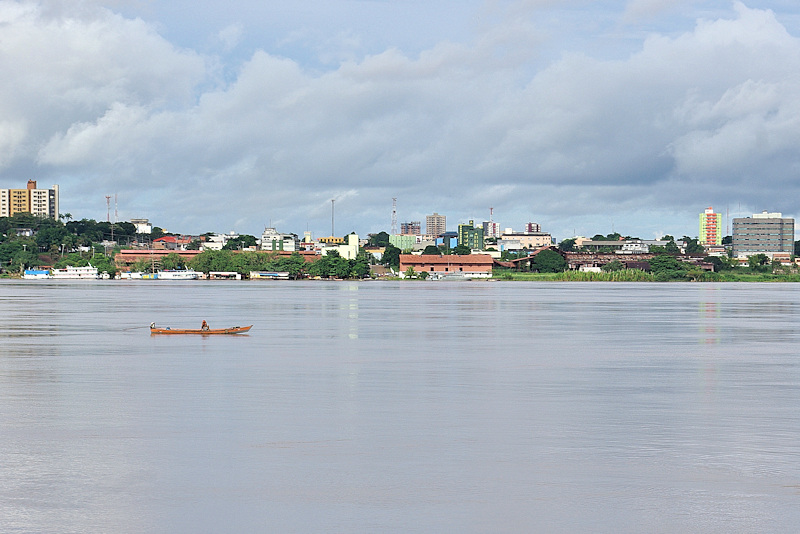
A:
[699, 207, 722, 246]
[0, 180, 59, 219]
[260, 227, 299, 252]
[400, 221, 421, 235]
[398, 254, 494, 279]
[426, 213, 446, 237]
[458, 220, 484, 250]
[732, 211, 795, 259]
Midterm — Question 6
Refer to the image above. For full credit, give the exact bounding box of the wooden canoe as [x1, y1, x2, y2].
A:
[150, 325, 252, 335]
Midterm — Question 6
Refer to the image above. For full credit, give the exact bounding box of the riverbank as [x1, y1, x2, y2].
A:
[495, 270, 800, 282]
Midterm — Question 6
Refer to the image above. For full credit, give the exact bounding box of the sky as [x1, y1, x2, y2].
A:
[2, 0, 800, 241]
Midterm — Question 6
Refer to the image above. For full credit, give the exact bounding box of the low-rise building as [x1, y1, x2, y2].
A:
[321, 233, 359, 260]
[398, 254, 494, 279]
[499, 231, 553, 249]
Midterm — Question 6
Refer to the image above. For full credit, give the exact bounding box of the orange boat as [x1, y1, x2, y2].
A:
[150, 323, 252, 335]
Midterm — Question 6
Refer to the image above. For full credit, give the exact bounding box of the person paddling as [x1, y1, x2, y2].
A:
[201, 320, 209, 331]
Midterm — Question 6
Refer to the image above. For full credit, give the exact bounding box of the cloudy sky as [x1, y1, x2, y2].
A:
[2, 0, 800, 240]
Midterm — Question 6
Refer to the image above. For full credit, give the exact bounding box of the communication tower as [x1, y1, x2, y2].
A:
[391, 198, 397, 235]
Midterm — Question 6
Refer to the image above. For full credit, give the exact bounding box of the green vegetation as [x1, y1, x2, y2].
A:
[532, 249, 567, 273]
[381, 243, 401, 269]
[186, 249, 371, 279]
[0, 213, 141, 275]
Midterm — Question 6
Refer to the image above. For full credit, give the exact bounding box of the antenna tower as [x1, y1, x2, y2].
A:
[391, 198, 397, 235]
[331, 199, 335, 237]
[114, 194, 118, 223]
[105, 195, 111, 222]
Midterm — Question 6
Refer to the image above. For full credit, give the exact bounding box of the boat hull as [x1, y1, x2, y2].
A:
[150, 325, 252, 335]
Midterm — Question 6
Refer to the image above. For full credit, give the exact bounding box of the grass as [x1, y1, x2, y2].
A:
[493, 269, 800, 282]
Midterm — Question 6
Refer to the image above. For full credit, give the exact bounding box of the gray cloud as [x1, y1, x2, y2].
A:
[2, 1, 799, 240]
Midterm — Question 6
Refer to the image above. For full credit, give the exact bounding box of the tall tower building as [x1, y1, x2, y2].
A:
[400, 221, 421, 235]
[698, 207, 722, 245]
[426, 213, 446, 236]
[0, 180, 59, 219]
[457, 220, 484, 250]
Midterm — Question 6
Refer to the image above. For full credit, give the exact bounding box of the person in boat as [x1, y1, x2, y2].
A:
[201, 320, 209, 331]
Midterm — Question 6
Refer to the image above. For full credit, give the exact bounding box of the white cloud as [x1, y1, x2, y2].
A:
[2, 0, 800, 239]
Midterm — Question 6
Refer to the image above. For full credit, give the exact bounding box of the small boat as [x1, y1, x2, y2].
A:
[149, 323, 252, 335]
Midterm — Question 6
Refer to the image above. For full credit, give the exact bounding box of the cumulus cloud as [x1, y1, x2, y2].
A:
[2, 0, 800, 239]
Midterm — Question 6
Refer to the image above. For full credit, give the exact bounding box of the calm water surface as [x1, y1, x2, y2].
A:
[1, 281, 799, 533]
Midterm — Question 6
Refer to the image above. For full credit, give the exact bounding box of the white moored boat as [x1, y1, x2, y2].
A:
[156, 269, 199, 280]
[50, 265, 100, 279]
[23, 269, 51, 279]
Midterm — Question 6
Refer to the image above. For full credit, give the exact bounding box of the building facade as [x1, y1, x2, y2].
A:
[699, 207, 722, 245]
[457, 220, 484, 250]
[732, 211, 795, 259]
[400, 221, 421, 235]
[499, 231, 553, 249]
[389, 234, 417, 250]
[398, 254, 494, 279]
[260, 227, 299, 252]
[0, 180, 59, 219]
[425, 213, 446, 237]
[482, 221, 501, 238]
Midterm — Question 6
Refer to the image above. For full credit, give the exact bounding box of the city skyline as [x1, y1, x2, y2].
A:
[2, 1, 800, 239]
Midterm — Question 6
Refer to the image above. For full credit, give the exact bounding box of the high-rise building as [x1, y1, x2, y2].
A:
[426, 213, 446, 236]
[457, 220, 484, 250]
[732, 211, 794, 259]
[400, 221, 421, 235]
[0, 180, 59, 219]
[698, 207, 722, 245]
[482, 221, 501, 238]
[526, 222, 541, 233]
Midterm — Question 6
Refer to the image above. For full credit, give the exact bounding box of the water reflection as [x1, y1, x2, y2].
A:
[1, 281, 800, 532]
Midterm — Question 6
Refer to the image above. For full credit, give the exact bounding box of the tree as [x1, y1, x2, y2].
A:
[452, 244, 471, 255]
[532, 250, 566, 273]
[223, 234, 257, 250]
[559, 238, 576, 251]
[381, 243, 401, 269]
[421, 245, 441, 255]
[601, 260, 624, 272]
[368, 232, 390, 247]
[681, 237, 705, 255]
[648, 253, 687, 280]
[404, 266, 417, 279]
[747, 254, 770, 272]
[161, 252, 185, 270]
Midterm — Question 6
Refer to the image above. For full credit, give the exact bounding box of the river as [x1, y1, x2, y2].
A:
[1, 280, 799, 532]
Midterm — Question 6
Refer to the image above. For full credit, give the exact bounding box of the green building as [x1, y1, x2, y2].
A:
[457, 220, 484, 250]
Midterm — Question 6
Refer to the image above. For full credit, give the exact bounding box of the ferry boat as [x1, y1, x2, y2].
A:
[156, 269, 199, 280]
[23, 269, 51, 279]
[50, 265, 100, 279]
